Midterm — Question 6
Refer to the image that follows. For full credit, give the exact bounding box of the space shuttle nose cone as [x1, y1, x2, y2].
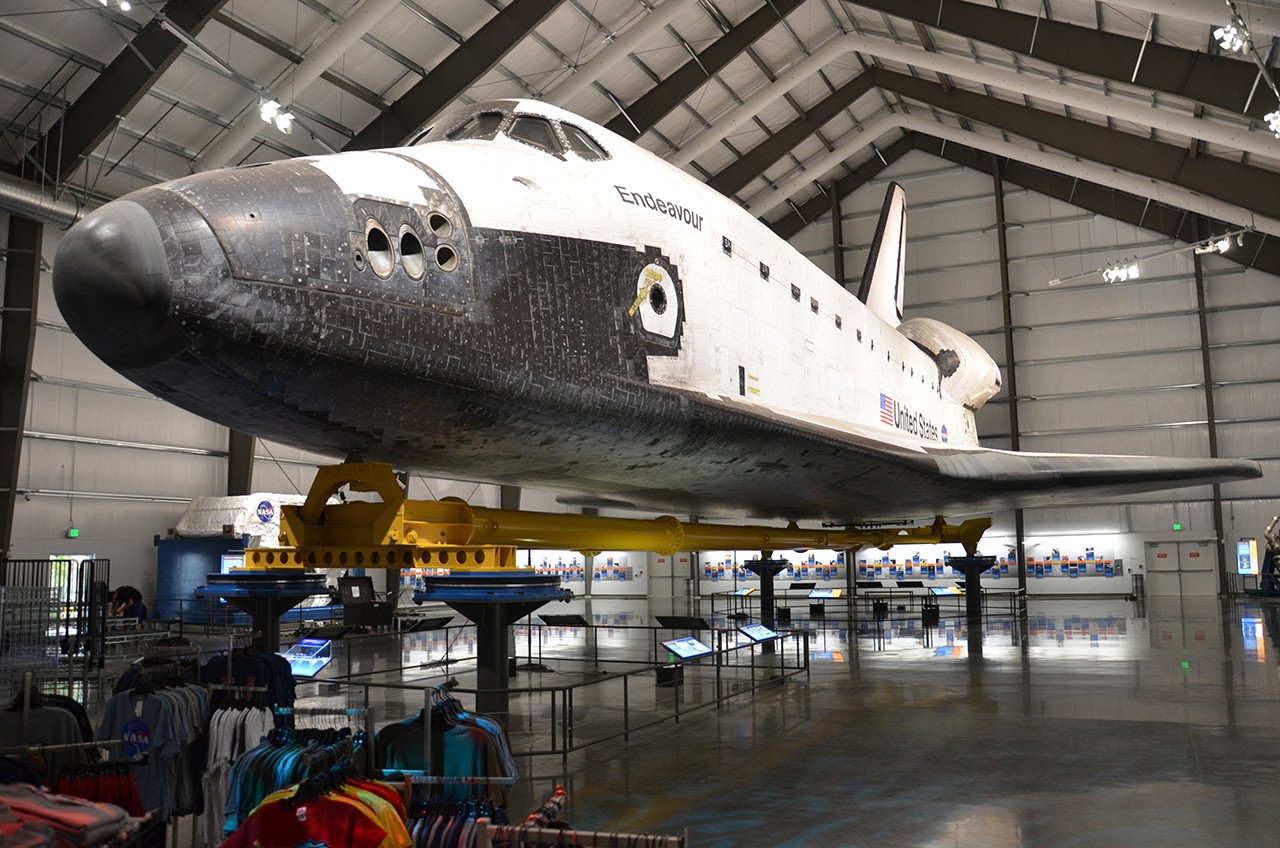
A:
[53, 199, 188, 370]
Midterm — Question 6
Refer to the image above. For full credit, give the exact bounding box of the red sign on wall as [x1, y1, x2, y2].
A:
[1189, 552, 1201, 558]
[1156, 553, 1169, 558]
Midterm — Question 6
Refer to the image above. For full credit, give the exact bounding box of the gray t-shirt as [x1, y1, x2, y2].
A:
[97, 693, 179, 818]
[0, 706, 86, 783]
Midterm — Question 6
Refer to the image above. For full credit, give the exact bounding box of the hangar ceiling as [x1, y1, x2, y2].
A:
[2, 0, 1279, 278]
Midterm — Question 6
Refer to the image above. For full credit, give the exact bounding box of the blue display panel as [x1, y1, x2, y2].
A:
[662, 637, 713, 660]
[283, 638, 332, 678]
[739, 624, 778, 642]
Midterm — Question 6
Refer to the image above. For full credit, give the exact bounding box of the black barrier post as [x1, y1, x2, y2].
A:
[744, 559, 788, 654]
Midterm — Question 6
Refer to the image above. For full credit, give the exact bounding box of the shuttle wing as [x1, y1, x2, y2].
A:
[555, 392, 1262, 522]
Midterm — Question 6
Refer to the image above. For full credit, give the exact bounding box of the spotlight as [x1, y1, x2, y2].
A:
[1267, 109, 1280, 139]
[1237, 233, 1245, 247]
[118, 0, 131, 9]
[1215, 237, 1231, 253]
[259, 99, 295, 133]
[1214, 23, 1248, 53]
[1127, 261, 1140, 279]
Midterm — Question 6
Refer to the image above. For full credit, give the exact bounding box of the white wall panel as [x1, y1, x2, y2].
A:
[1214, 383, 1280, 421]
[1013, 314, 1202, 360]
[1016, 277, 1197, 326]
[1016, 350, 1203, 396]
[1207, 304, 1280, 345]
[1018, 387, 1205, 433]
[1018, 426, 1210, 457]
[1216, 421, 1280, 457]
[1209, 345, 1280, 382]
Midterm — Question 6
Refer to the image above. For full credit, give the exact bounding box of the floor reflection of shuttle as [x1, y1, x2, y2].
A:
[53, 99, 1259, 523]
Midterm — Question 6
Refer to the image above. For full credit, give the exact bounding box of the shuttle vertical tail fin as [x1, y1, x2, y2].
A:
[857, 182, 907, 327]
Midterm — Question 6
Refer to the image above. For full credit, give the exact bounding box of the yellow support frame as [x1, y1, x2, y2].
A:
[239, 462, 991, 572]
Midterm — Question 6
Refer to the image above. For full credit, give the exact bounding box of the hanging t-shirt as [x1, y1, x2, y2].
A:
[0, 707, 86, 783]
[96, 693, 179, 818]
[221, 793, 387, 848]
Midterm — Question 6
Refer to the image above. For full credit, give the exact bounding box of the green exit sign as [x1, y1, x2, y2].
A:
[1172, 523, 1183, 531]
[66, 528, 79, 539]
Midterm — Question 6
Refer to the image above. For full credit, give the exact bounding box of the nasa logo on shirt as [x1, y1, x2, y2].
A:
[122, 718, 151, 759]
[256, 500, 275, 523]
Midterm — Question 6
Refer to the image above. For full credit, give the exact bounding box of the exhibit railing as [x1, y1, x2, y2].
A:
[304, 626, 810, 763]
[708, 584, 1028, 621]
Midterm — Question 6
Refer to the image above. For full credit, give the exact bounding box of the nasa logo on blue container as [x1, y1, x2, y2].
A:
[256, 500, 275, 523]
[941, 425, 949, 443]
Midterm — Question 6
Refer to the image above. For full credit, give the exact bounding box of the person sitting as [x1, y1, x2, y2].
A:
[114, 587, 148, 621]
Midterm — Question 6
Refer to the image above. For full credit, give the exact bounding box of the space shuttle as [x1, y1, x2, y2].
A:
[51, 99, 1259, 522]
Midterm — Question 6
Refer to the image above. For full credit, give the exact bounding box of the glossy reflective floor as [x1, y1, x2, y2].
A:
[300, 596, 1280, 847]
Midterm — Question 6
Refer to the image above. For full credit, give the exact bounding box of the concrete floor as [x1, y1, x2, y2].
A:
[298, 595, 1280, 847]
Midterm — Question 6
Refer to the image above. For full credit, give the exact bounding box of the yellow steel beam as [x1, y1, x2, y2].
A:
[251, 462, 992, 570]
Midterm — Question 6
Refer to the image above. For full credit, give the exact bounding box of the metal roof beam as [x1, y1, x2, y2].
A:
[770, 133, 913, 239]
[708, 71, 875, 197]
[31, 0, 228, 184]
[603, 0, 808, 141]
[873, 69, 1280, 224]
[912, 133, 1280, 279]
[845, 0, 1277, 121]
[344, 0, 565, 151]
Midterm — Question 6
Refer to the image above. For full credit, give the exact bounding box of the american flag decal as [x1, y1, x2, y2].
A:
[879, 393, 895, 426]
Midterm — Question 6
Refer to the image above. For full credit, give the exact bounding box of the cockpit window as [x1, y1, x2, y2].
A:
[446, 112, 505, 141]
[561, 123, 608, 161]
[507, 117, 561, 154]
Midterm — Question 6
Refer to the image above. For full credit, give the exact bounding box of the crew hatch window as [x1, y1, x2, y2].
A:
[446, 112, 505, 141]
[561, 123, 609, 160]
[507, 117, 561, 154]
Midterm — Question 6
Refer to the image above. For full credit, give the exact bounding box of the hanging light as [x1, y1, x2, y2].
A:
[1214, 23, 1249, 53]
[1267, 109, 1280, 139]
[259, 99, 295, 134]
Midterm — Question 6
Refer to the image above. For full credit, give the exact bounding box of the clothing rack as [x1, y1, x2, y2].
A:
[0, 738, 124, 756]
[474, 819, 687, 848]
[397, 775, 519, 787]
[273, 706, 374, 773]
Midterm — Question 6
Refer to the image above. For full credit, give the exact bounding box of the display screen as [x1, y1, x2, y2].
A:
[662, 637, 713, 660]
[220, 553, 245, 573]
[283, 638, 332, 678]
[930, 586, 962, 596]
[807, 589, 842, 599]
[1238, 539, 1260, 576]
[732, 588, 756, 596]
[739, 624, 778, 642]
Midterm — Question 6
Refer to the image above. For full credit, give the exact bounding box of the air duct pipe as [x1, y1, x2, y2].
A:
[745, 112, 1280, 239]
[673, 31, 1280, 168]
[0, 171, 85, 229]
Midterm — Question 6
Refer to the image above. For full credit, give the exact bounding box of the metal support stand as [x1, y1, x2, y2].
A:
[744, 559, 788, 654]
[416, 572, 570, 717]
[948, 556, 997, 654]
[196, 572, 329, 652]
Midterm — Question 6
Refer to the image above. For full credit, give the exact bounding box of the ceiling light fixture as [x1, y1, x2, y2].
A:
[1101, 259, 1140, 284]
[1267, 109, 1280, 139]
[1049, 226, 1253, 286]
[1214, 22, 1248, 53]
[259, 99, 295, 134]
[1220, 0, 1280, 138]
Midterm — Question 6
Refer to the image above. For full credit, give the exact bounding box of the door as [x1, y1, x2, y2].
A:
[1145, 541, 1218, 596]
